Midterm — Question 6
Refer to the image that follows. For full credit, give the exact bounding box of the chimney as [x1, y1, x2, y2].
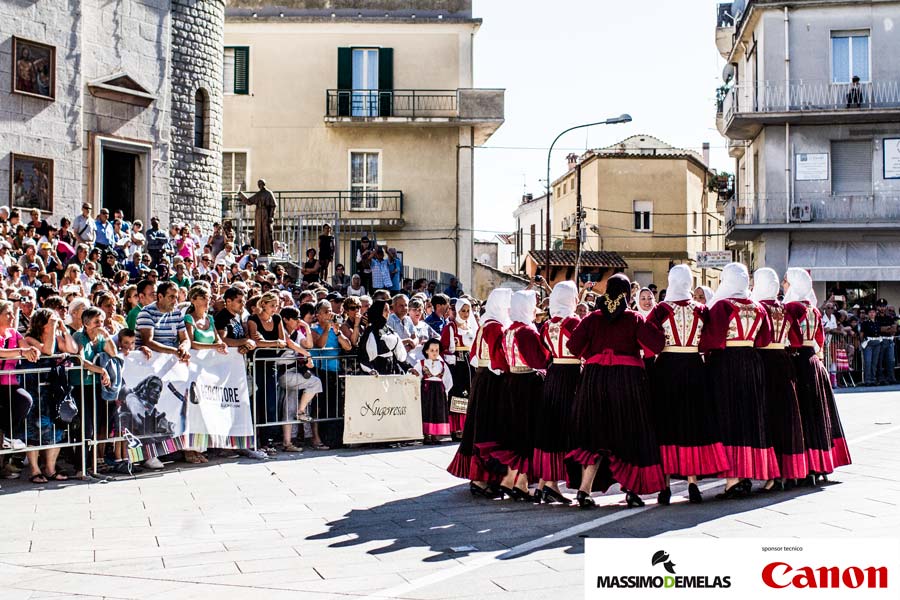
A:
[566, 153, 578, 170]
[702, 142, 710, 166]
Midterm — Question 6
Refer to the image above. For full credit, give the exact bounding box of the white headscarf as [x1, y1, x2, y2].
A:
[750, 268, 781, 302]
[548, 281, 578, 319]
[697, 286, 714, 305]
[454, 298, 478, 331]
[481, 288, 512, 327]
[636, 287, 656, 317]
[783, 267, 817, 305]
[709, 262, 751, 307]
[509, 290, 537, 325]
[665, 265, 693, 303]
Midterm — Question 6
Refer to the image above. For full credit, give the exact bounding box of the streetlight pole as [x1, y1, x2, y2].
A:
[544, 114, 632, 281]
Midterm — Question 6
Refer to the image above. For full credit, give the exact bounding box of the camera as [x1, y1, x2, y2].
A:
[333, 315, 344, 326]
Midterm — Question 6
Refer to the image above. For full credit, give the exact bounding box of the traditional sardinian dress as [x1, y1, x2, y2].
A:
[785, 301, 852, 473]
[412, 358, 453, 437]
[700, 298, 780, 480]
[447, 319, 507, 480]
[441, 320, 476, 434]
[638, 300, 730, 479]
[531, 314, 581, 483]
[478, 321, 549, 475]
[359, 328, 407, 375]
[758, 299, 808, 479]
[565, 310, 666, 495]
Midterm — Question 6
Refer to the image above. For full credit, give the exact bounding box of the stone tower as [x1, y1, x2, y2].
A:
[169, 0, 225, 229]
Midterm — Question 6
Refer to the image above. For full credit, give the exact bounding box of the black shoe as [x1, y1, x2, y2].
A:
[657, 487, 671, 506]
[500, 485, 531, 501]
[542, 487, 572, 505]
[816, 474, 830, 485]
[715, 483, 749, 500]
[576, 490, 596, 509]
[625, 491, 645, 508]
[798, 474, 816, 488]
[532, 488, 544, 504]
[739, 479, 753, 493]
[757, 480, 780, 494]
[688, 483, 703, 504]
[470, 482, 499, 499]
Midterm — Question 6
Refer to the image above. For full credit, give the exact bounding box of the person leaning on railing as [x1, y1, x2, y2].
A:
[0, 300, 39, 455]
[21, 308, 77, 484]
[309, 299, 352, 450]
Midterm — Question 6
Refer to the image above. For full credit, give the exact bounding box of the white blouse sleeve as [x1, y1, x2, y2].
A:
[441, 360, 454, 393]
[365, 332, 379, 361]
[392, 335, 408, 363]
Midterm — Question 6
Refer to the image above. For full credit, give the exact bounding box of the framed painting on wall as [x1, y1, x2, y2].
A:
[10, 154, 54, 213]
[11, 37, 56, 101]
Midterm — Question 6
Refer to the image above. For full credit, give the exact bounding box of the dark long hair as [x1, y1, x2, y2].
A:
[597, 274, 632, 321]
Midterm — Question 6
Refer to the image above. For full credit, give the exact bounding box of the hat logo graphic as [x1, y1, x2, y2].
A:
[652, 550, 677, 575]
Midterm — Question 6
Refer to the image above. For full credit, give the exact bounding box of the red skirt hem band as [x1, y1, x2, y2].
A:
[723, 445, 780, 480]
[658, 444, 730, 478]
[564, 449, 666, 495]
[449, 413, 466, 433]
[531, 449, 567, 482]
[778, 452, 809, 479]
[423, 423, 450, 436]
[832, 437, 852, 468]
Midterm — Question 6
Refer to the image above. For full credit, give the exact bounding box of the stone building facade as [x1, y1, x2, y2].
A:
[0, 0, 223, 228]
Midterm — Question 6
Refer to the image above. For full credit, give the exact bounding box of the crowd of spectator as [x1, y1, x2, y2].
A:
[0, 204, 472, 484]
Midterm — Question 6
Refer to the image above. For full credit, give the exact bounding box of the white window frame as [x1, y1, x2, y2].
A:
[633, 200, 653, 232]
[830, 30, 871, 84]
[222, 149, 251, 193]
[223, 45, 252, 95]
[348, 149, 382, 210]
[351, 48, 379, 117]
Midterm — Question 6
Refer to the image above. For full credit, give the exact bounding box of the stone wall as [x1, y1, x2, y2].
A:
[0, 0, 84, 219]
[169, 0, 225, 229]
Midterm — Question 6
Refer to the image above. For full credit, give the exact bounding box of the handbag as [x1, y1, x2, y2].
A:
[47, 362, 78, 425]
[449, 395, 469, 414]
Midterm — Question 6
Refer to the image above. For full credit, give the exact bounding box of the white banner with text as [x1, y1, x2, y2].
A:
[343, 374, 423, 444]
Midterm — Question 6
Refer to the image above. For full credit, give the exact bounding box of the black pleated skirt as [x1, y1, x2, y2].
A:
[447, 367, 504, 481]
[476, 371, 542, 476]
[759, 348, 807, 479]
[447, 351, 472, 433]
[793, 347, 852, 473]
[531, 362, 579, 482]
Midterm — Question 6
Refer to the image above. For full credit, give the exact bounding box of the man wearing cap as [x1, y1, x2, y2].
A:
[20, 262, 40, 289]
[73, 203, 96, 245]
[17, 240, 45, 274]
[95, 208, 114, 250]
[144, 216, 166, 267]
[326, 292, 344, 317]
[875, 299, 898, 385]
[37, 241, 62, 284]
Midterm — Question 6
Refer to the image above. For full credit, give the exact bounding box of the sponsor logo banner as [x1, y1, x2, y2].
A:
[585, 538, 899, 598]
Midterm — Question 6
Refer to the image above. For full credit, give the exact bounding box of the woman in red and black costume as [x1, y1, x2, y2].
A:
[532, 281, 580, 505]
[478, 290, 549, 501]
[441, 298, 478, 439]
[783, 268, 851, 484]
[638, 265, 729, 505]
[565, 274, 665, 509]
[700, 262, 779, 499]
[447, 288, 511, 499]
[751, 268, 808, 491]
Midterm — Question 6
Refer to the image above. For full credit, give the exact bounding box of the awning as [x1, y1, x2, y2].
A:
[788, 241, 900, 280]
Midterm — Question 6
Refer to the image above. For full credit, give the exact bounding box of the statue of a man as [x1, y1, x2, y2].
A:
[238, 179, 276, 256]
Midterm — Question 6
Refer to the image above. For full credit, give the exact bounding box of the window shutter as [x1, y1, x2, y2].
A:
[378, 47, 393, 117]
[337, 47, 352, 116]
[233, 47, 249, 95]
[832, 140, 872, 194]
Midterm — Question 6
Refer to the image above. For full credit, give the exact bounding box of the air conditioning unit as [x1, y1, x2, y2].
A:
[790, 200, 812, 222]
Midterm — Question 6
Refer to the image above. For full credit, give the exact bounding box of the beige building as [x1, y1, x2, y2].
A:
[550, 135, 725, 290]
[221, 1, 503, 289]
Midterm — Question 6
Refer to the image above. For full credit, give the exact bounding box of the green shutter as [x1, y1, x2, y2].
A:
[378, 48, 393, 117]
[337, 47, 352, 116]
[233, 47, 249, 95]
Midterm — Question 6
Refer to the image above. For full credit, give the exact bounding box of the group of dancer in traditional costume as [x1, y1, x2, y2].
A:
[445, 263, 851, 508]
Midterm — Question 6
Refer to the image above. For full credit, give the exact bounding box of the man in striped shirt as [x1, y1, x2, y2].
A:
[135, 281, 190, 362]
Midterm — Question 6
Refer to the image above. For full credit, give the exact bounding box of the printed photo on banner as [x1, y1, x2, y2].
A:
[118, 348, 254, 460]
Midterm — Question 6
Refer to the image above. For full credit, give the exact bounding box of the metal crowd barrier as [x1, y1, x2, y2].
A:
[248, 351, 361, 449]
[824, 332, 860, 387]
[0, 355, 88, 474]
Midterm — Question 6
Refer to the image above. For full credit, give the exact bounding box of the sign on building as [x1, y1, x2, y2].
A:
[343, 375, 423, 444]
[884, 138, 900, 179]
[795, 153, 829, 181]
[695, 250, 732, 268]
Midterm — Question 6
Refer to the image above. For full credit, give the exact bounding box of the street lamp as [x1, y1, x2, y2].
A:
[544, 114, 632, 279]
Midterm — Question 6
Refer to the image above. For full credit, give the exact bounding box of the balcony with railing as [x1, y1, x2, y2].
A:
[222, 190, 404, 263]
[725, 192, 900, 238]
[324, 88, 504, 143]
[719, 80, 900, 139]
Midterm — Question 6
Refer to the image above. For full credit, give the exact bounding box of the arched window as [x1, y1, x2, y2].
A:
[194, 89, 208, 148]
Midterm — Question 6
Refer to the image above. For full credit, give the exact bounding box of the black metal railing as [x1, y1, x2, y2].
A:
[223, 190, 403, 220]
[326, 89, 458, 118]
